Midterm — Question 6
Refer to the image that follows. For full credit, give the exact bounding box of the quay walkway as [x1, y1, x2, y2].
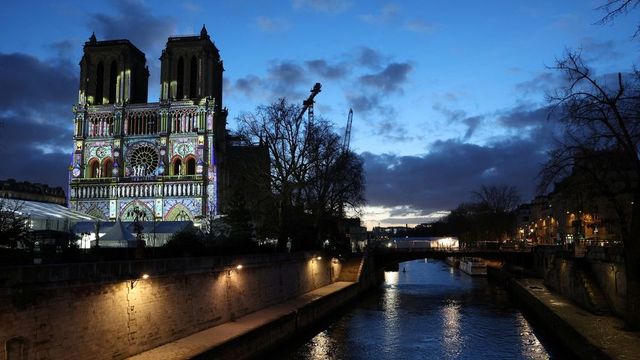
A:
[128, 281, 356, 360]
[515, 278, 640, 359]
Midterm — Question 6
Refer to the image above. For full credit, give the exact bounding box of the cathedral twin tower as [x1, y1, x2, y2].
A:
[69, 26, 228, 223]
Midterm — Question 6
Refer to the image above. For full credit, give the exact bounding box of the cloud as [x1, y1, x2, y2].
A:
[432, 103, 465, 123]
[0, 52, 77, 188]
[359, 4, 399, 25]
[88, 0, 176, 52]
[305, 59, 348, 79]
[0, 53, 76, 118]
[374, 118, 412, 142]
[232, 75, 265, 98]
[182, 1, 201, 12]
[356, 47, 387, 69]
[49, 40, 75, 59]
[228, 60, 310, 101]
[256, 16, 290, 32]
[404, 19, 434, 33]
[462, 116, 483, 140]
[359, 62, 412, 93]
[267, 60, 308, 98]
[292, 0, 352, 14]
[361, 137, 547, 213]
[496, 104, 552, 129]
[268, 61, 307, 85]
[514, 72, 561, 97]
[347, 93, 379, 114]
[432, 103, 484, 140]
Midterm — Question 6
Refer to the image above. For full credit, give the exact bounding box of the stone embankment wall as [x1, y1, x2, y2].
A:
[533, 246, 626, 316]
[0, 252, 341, 360]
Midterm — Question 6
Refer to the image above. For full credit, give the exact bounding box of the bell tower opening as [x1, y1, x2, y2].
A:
[109, 60, 117, 104]
[95, 62, 104, 105]
[190, 56, 198, 98]
[177, 57, 184, 100]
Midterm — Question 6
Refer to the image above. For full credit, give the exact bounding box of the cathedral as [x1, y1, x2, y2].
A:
[68, 26, 231, 225]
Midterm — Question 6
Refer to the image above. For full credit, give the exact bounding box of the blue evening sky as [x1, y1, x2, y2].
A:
[0, 0, 637, 228]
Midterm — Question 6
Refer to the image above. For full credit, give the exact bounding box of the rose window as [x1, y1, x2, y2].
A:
[129, 145, 159, 176]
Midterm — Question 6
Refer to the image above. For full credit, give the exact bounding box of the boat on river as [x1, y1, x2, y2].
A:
[459, 257, 487, 276]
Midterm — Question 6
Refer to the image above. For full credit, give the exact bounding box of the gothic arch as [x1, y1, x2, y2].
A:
[87, 158, 100, 178]
[165, 204, 192, 221]
[171, 156, 182, 176]
[87, 207, 107, 220]
[120, 201, 154, 221]
[102, 158, 113, 178]
[185, 156, 196, 175]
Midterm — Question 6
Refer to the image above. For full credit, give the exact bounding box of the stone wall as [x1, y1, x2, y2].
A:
[534, 246, 626, 317]
[0, 253, 340, 360]
[585, 247, 626, 316]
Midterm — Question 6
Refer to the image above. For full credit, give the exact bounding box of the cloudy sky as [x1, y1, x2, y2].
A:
[0, 0, 637, 228]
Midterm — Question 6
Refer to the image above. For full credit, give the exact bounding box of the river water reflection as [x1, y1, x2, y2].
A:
[275, 259, 559, 359]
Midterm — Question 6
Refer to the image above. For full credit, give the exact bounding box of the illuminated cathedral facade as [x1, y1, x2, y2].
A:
[69, 26, 228, 224]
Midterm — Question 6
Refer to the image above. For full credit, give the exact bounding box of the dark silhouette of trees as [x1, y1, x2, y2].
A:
[0, 199, 31, 249]
[473, 185, 520, 244]
[473, 185, 520, 213]
[597, 0, 640, 38]
[445, 185, 520, 248]
[539, 51, 640, 329]
[236, 98, 365, 250]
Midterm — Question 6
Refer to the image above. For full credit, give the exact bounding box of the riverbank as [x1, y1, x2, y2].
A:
[504, 273, 640, 359]
[128, 255, 376, 359]
[128, 281, 360, 360]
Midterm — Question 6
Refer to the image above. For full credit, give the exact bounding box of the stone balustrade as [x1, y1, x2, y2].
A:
[71, 180, 203, 199]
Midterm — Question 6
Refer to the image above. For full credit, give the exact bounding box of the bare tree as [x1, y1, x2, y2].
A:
[237, 98, 366, 249]
[0, 199, 31, 249]
[473, 185, 520, 213]
[597, 0, 640, 38]
[304, 120, 366, 245]
[540, 51, 640, 329]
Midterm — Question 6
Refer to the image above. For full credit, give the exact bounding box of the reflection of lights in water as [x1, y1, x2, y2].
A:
[307, 330, 333, 360]
[441, 300, 462, 358]
[385, 271, 399, 285]
[516, 314, 547, 359]
[383, 271, 400, 355]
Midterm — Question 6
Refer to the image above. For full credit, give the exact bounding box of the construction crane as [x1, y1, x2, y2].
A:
[296, 82, 322, 125]
[342, 108, 353, 153]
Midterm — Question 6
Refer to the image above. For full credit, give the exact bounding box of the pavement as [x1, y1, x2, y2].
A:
[517, 278, 640, 360]
[127, 281, 355, 360]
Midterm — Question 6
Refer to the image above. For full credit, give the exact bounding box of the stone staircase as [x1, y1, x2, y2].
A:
[336, 255, 364, 282]
[575, 259, 611, 315]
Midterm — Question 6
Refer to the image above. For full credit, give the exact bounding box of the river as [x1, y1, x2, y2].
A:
[272, 259, 561, 359]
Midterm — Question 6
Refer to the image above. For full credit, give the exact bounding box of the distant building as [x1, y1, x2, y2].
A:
[0, 179, 66, 205]
[517, 152, 633, 246]
[0, 179, 93, 249]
